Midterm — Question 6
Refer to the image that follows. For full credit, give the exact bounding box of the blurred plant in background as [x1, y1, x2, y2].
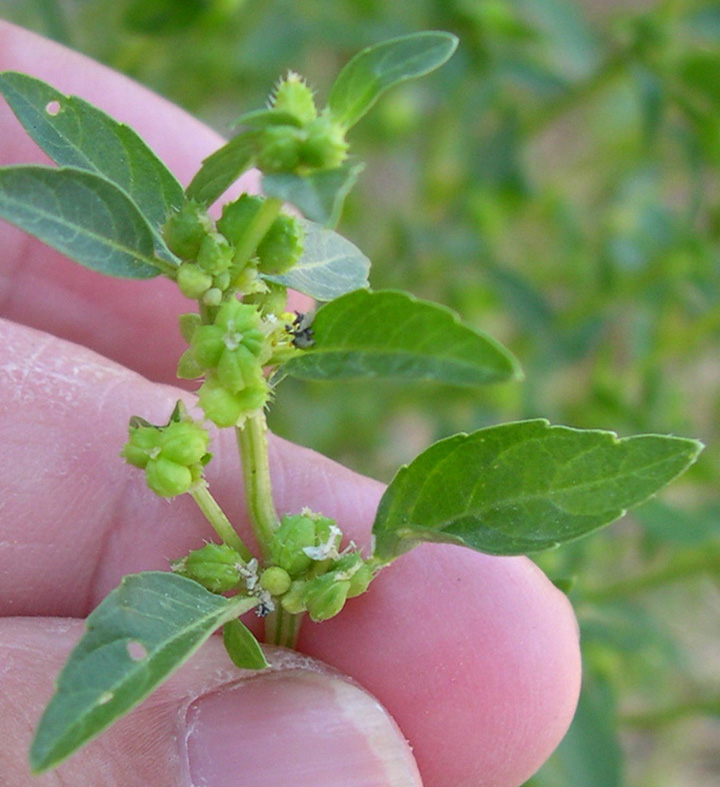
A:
[2, 0, 719, 784]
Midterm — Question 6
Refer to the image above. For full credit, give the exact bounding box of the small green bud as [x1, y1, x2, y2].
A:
[217, 194, 264, 245]
[202, 287, 223, 307]
[145, 456, 193, 497]
[300, 115, 348, 170]
[198, 376, 269, 428]
[281, 580, 307, 614]
[177, 262, 213, 300]
[259, 566, 292, 596]
[304, 574, 351, 622]
[197, 232, 233, 275]
[159, 421, 210, 466]
[256, 125, 304, 173]
[122, 425, 162, 469]
[272, 71, 317, 125]
[269, 514, 317, 577]
[163, 202, 213, 260]
[172, 543, 244, 593]
[257, 214, 305, 275]
[217, 345, 264, 393]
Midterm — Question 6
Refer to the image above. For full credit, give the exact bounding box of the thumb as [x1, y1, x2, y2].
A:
[2, 619, 421, 787]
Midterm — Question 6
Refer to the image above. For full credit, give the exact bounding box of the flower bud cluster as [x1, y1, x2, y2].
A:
[122, 416, 210, 498]
[171, 542, 244, 592]
[163, 198, 305, 306]
[255, 72, 349, 175]
[178, 299, 274, 428]
[265, 511, 375, 622]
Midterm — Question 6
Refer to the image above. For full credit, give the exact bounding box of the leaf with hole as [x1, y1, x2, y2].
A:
[280, 289, 520, 384]
[372, 420, 703, 561]
[0, 71, 183, 260]
[0, 165, 163, 278]
[263, 220, 370, 301]
[328, 31, 459, 128]
[30, 572, 258, 773]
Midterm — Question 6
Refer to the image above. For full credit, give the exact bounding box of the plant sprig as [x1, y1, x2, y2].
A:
[0, 31, 702, 775]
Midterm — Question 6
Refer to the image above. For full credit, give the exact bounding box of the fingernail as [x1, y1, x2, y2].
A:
[184, 668, 421, 787]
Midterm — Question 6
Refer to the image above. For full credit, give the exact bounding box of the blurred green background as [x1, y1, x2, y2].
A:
[2, 1, 718, 784]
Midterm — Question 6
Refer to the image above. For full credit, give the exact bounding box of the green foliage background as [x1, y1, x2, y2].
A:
[2, 1, 719, 784]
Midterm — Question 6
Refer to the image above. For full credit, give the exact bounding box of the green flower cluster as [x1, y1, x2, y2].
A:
[254, 72, 349, 174]
[163, 197, 304, 306]
[122, 417, 210, 498]
[178, 299, 272, 428]
[267, 511, 375, 622]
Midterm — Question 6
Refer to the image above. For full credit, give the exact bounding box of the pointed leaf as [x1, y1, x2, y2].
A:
[281, 289, 520, 384]
[0, 71, 183, 260]
[223, 619, 270, 670]
[30, 572, 257, 773]
[373, 420, 703, 561]
[328, 32, 459, 128]
[186, 131, 257, 206]
[0, 166, 162, 278]
[264, 220, 370, 301]
[262, 160, 364, 227]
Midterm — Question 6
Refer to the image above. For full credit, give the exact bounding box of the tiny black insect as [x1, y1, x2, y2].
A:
[287, 311, 315, 349]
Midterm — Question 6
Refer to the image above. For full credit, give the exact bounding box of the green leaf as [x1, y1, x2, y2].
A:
[327, 31, 459, 129]
[264, 220, 370, 301]
[0, 166, 162, 278]
[372, 419, 703, 561]
[262, 160, 364, 228]
[186, 131, 257, 206]
[223, 619, 270, 670]
[30, 572, 257, 773]
[281, 289, 521, 383]
[0, 71, 183, 260]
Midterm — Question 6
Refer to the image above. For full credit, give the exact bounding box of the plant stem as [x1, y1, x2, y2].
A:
[190, 484, 253, 561]
[236, 410, 278, 558]
[232, 196, 283, 269]
[265, 606, 302, 648]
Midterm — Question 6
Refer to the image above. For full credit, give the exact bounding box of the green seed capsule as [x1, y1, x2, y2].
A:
[163, 202, 213, 260]
[269, 514, 317, 577]
[217, 345, 263, 394]
[197, 232, 233, 275]
[198, 376, 269, 428]
[172, 543, 244, 593]
[304, 574, 351, 622]
[217, 194, 264, 245]
[145, 457, 193, 498]
[257, 214, 305, 275]
[256, 125, 304, 173]
[272, 71, 317, 125]
[177, 262, 213, 300]
[301, 115, 348, 170]
[159, 421, 210, 466]
[259, 566, 292, 596]
[280, 580, 307, 614]
[122, 425, 162, 469]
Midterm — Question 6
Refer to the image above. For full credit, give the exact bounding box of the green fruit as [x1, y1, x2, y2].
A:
[159, 421, 209, 466]
[272, 71, 317, 125]
[163, 202, 213, 260]
[259, 566, 292, 596]
[280, 580, 307, 614]
[197, 232, 233, 275]
[257, 214, 305, 275]
[216, 345, 263, 393]
[256, 125, 304, 173]
[172, 543, 244, 593]
[121, 425, 161, 469]
[304, 574, 351, 622]
[269, 514, 316, 577]
[177, 262, 212, 299]
[301, 115, 348, 170]
[145, 457, 193, 497]
[198, 377, 269, 428]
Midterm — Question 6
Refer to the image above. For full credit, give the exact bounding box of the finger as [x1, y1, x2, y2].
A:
[0, 20, 277, 385]
[1, 619, 422, 787]
[1, 320, 581, 785]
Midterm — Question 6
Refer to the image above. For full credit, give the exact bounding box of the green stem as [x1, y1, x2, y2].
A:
[190, 484, 253, 561]
[236, 410, 278, 558]
[232, 196, 283, 269]
[265, 607, 303, 648]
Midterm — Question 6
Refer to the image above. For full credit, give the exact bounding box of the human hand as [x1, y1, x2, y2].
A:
[0, 20, 580, 786]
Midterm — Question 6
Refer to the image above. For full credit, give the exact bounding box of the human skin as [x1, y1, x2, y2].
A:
[0, 20, 581, 787]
